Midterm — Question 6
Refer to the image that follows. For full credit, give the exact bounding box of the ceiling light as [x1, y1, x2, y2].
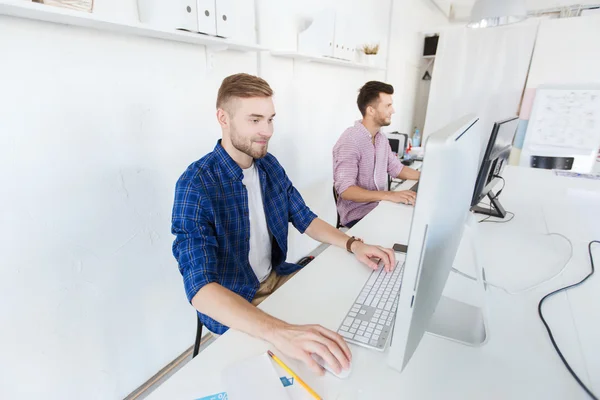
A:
[468, 0, 528, 28]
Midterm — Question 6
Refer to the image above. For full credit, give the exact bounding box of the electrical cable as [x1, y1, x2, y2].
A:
[452, 232, 573, 295]
[538, 241, 599, 400]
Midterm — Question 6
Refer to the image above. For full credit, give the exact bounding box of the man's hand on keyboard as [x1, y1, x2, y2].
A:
[267, 323, 352, 376]
[351, 242, 396, 272]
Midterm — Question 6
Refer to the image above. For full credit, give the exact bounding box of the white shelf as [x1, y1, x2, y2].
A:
[0, 0, 266, 52]
[271, 51, 386, 71]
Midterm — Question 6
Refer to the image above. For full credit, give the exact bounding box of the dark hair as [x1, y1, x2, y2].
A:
[357, 81, 394, 116]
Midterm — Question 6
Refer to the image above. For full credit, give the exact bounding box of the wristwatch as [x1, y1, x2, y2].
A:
[346, 236, 363, 253]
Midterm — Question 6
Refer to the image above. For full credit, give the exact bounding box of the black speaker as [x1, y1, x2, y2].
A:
[530, 156, 574, 170]
[423, 35, 439, 57]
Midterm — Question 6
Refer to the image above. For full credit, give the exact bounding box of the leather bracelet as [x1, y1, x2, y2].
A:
[346, 236, 363, 253]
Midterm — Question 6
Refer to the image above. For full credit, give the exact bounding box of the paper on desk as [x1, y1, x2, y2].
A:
[554, 170, 600, 180]
[223, 353, 291, 400]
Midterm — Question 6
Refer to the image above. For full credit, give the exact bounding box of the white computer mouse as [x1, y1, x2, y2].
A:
[311, 353, 352, 379]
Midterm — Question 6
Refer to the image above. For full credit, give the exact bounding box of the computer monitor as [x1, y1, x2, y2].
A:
[387, 115, 487, 372]
[470, 117, 519, 218]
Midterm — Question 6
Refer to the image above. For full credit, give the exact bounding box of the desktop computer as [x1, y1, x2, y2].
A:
[470, 117, 520, 218]
[337, 115, 488, 372]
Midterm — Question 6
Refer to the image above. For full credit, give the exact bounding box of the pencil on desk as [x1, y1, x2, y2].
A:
[267, 350, 322, 400]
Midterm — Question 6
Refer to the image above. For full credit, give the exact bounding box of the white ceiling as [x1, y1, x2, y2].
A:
[431, 0, 600, 20]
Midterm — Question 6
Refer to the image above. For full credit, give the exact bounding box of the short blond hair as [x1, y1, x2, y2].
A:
[216, 73, 274, 112]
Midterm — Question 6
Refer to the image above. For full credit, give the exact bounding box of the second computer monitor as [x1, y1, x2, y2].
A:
[470, 117, 519, 218]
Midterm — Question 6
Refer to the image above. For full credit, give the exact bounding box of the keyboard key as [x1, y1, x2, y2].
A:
[366, 271, 380, 286]
[367, 328, 374, 333]
[382, 311, 390, 317]
[357, 329, 365, 336]
[339, 331, 354, 339]
[379, 318, 387, 325]
[374, 310, 381, 316]
[341, 325, 350, 331]
[371, 317, 379, 323]
[356, 297, 366, 304]
[377, 324, 383, 330]
[366, 294, 375, 305]
[354, 335, 370, 344]
[384, 303, 392, 311]
[349, 312, 357, 317]
[385, 321, 392, 326]
[343, 317, 354, 326]
[352, 322, 360, 328]
[368, 322, 376, 328]
[372, 334, 380, 341]
[349, 328, 357, 334]
[359, 310, 367, 315]
[370, 340, 379, 347]
[374, 329, 382, 335]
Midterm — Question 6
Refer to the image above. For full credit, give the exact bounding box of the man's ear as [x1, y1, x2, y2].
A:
[216, 108, 229, 128]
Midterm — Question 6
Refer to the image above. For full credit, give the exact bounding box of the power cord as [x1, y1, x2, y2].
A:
[478, 210, 515, 224]
[451, 232, 573, 295]
[453, 240, 598, 399]
[538, 240, 599, 400]
[477, 176, 511, 224]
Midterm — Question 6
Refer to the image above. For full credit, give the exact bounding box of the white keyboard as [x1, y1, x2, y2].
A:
[336, 258, 405, 351]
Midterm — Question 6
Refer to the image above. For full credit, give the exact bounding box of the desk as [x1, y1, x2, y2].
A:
[148, 166, 600, 400]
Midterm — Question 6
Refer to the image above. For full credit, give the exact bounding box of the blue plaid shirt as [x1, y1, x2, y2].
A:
[171, 140, 318, 334]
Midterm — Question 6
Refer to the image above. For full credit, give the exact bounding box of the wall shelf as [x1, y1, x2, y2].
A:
[271, 50, 386, 71]
[0, 0, 266, 52]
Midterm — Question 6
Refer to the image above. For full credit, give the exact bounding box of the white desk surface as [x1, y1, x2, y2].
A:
[148, 166, 600, 400]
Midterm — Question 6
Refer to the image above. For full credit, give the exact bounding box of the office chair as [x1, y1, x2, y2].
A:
[388, 133, 409, 190]
[333, 186, 343, 229]
[530, 155, 574, 170]
[193, 316, 203, 358]
[388, 138, 401, 154]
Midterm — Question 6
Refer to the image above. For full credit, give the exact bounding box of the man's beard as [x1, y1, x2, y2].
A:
[230, 127, 268, 159]
[376, 115, 392, 127]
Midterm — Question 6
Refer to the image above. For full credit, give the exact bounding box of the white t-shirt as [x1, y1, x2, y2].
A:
[242, 163, 272, 283]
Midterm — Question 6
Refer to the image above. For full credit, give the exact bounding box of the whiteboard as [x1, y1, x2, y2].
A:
[525, 88, 600, 151]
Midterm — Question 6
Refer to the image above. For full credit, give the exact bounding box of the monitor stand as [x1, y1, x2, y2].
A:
[471, 190, 506, 218]
[426, 215, 489, 347]
[426, 295, 487, 346]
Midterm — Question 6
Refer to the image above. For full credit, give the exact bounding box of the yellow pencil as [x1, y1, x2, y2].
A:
[267, 350, 322, 400]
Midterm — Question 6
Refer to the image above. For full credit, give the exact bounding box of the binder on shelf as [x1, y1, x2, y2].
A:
[215, 0, 233, 38]
[196, 0, 217, 36]
[333, 18, 353, 61]
[298, 9, 335, 57]
[138, 0, 200, 32]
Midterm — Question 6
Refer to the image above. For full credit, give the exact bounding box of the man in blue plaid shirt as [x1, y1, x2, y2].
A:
[172, 73, 397, 376]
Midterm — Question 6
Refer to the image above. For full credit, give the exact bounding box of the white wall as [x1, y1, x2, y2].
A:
[526, 15, 600, 88]
[423, 22, 538, 149]
[386, 0, 449, 135]
[0, 0, 446, 398]
[517, 14, 600, 172]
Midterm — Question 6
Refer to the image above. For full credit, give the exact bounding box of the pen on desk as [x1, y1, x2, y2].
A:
[267, 350, 322, 400]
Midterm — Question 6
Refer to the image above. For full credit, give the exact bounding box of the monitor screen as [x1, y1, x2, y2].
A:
[471, 117, 519, 207]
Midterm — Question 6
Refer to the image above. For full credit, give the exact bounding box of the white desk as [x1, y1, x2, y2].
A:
[148, 166, 600, 400]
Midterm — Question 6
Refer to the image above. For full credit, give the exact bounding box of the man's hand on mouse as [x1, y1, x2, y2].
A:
[266, 323, 352, 375]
